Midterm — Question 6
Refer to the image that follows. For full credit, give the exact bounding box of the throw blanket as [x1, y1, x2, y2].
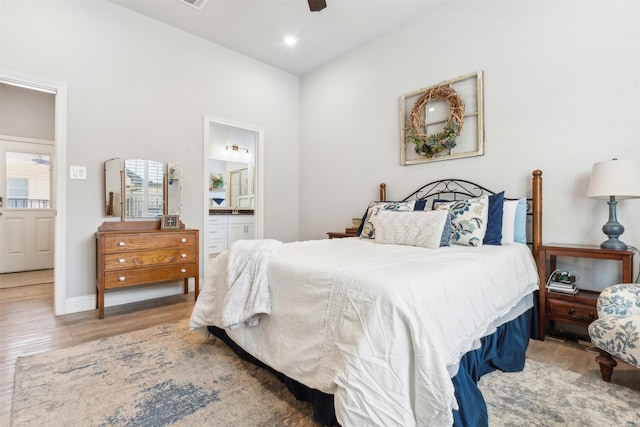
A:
[222, 239, 283, 328]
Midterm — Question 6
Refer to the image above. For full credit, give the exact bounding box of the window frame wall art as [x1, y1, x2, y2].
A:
[400, 71, 484, 166]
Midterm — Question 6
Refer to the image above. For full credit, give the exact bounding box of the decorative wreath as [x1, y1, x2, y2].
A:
[406, 84, 465, 158]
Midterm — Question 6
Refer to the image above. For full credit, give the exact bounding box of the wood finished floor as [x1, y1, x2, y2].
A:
[1, 283, 638, 425]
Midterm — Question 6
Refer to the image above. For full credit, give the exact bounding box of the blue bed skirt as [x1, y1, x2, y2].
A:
[208, 302, 535, 426]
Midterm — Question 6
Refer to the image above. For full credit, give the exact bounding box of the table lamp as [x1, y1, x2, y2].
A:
[586, 158, 640, 250]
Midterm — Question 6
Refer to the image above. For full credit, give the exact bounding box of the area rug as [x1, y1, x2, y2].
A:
[12, 321, 640, 427]
[12, 320, 318, 427]
[480, 358, 640, 426]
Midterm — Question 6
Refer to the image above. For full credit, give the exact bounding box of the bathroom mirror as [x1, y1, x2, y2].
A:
[104, 158, 183, 219]
[208, 124, 256, 210]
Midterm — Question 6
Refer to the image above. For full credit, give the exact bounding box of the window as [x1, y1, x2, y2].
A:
[5, 151, 51, 208]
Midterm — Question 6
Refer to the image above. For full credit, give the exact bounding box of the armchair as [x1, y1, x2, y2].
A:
[588, 284, 640, 381]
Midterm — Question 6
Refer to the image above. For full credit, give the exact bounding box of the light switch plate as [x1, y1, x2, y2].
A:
[70, 165, 87, 180]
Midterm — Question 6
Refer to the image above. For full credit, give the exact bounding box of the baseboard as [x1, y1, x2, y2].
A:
[64, 278, 197, 315]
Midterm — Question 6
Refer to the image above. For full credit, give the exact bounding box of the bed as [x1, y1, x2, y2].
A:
[190, 170, 543, 426]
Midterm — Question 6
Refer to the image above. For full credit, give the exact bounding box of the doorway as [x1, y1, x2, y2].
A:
[0, 137, 55, 273]
[0, 70, 68, 315]
[202, 116, 264, 276]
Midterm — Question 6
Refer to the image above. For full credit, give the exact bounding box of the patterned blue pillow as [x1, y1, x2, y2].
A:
[434, 196, 489, 247]
[359, 201, 416, 239]
[432, 193, 503, 245]
[356, 200, 423, 236]
[439, 213, 452, 247]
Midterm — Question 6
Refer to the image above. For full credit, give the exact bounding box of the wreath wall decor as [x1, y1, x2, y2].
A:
[400, 71, 485, 166]
[407, 85, 465, 158]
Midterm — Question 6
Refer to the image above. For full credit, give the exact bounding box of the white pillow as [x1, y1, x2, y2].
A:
[434, 195, 489, 247]
[502, 198, 527, 245]
[373, 210, 449, 249]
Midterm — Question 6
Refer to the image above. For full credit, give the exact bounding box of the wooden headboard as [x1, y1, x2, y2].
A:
[379, 170, 543, 256]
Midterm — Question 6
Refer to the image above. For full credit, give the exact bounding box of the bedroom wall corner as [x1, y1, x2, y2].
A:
[298, 1, 640, 285]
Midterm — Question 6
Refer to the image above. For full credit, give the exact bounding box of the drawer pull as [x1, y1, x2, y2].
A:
[181, 253, 187, 258]
[118, 276, 126, 282]
[118, 241, 126, 247]
[568, 309, 595, 322]
[181, 238, 187, 243]
[181, 268, 187, 273]
[119, 258, 126, 263]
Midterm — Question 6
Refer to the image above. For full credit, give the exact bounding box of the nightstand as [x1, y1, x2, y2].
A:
[327, 227, 359, 239]
[537, 244, 634, 340]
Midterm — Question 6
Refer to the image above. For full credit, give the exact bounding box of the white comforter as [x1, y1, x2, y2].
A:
[190, 238, 539, 426]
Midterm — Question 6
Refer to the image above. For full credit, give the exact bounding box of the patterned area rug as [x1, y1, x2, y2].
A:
[12, 321, 640, 426]
[12, 320, 318, 427]
[480, 359, 639, 426]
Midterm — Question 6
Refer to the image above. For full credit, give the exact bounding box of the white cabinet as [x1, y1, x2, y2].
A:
[228, 216, 255, 247]
[208, 215, 228, 255]
[208, 214, 254, 255]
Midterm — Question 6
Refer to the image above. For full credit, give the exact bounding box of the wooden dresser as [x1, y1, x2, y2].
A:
[95, 221, 199, 319]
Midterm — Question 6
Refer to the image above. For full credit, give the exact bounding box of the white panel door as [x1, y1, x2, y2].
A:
[0, 137, 55, 273]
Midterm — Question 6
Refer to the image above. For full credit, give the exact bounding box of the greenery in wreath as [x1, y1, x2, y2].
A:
[406, 119, 460, 158]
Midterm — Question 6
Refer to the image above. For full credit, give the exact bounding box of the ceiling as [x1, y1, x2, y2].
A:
[109, 0, 442, 76]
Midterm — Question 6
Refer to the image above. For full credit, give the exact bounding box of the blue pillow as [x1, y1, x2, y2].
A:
[439, 212, 452, 247]
[513, 198, 527, 244]
[483, 192, 504, 245]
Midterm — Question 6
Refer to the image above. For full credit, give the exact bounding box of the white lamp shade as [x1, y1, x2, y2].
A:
[586, 159, 640, 200]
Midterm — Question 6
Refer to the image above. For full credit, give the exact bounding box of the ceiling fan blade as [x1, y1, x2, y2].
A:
[308, 0, 327, 12]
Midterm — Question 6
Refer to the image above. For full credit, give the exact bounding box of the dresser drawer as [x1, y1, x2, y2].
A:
[104, 262, 197, 288]
[102, 232, 196, 253]
[103, 248, 197, 270]
[547, 298, 597, 325]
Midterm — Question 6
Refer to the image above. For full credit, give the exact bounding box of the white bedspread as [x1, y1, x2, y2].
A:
[190, 238, 539, 426]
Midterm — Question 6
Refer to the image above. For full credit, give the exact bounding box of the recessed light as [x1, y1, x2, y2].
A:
[284, 36, 298, 46]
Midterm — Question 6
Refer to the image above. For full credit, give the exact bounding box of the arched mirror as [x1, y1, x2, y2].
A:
[104, 158, 183, 220]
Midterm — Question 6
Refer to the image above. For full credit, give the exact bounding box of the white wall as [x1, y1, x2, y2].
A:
[300, 1, 640, 283]
[1, 0, 300, 310]
[0, 84, 55, 140]
[2, 1, 639, 313]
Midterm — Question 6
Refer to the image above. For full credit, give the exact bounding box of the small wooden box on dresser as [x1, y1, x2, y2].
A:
[96, 221, 199, 319]
[537, 244, 633, 340]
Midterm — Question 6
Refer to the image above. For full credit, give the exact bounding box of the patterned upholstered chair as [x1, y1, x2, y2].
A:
[588, 284, 640, 381]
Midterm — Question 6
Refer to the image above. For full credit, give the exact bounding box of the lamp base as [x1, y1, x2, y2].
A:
[599, 196, 628, 251]
[600, 238, 628, 251]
